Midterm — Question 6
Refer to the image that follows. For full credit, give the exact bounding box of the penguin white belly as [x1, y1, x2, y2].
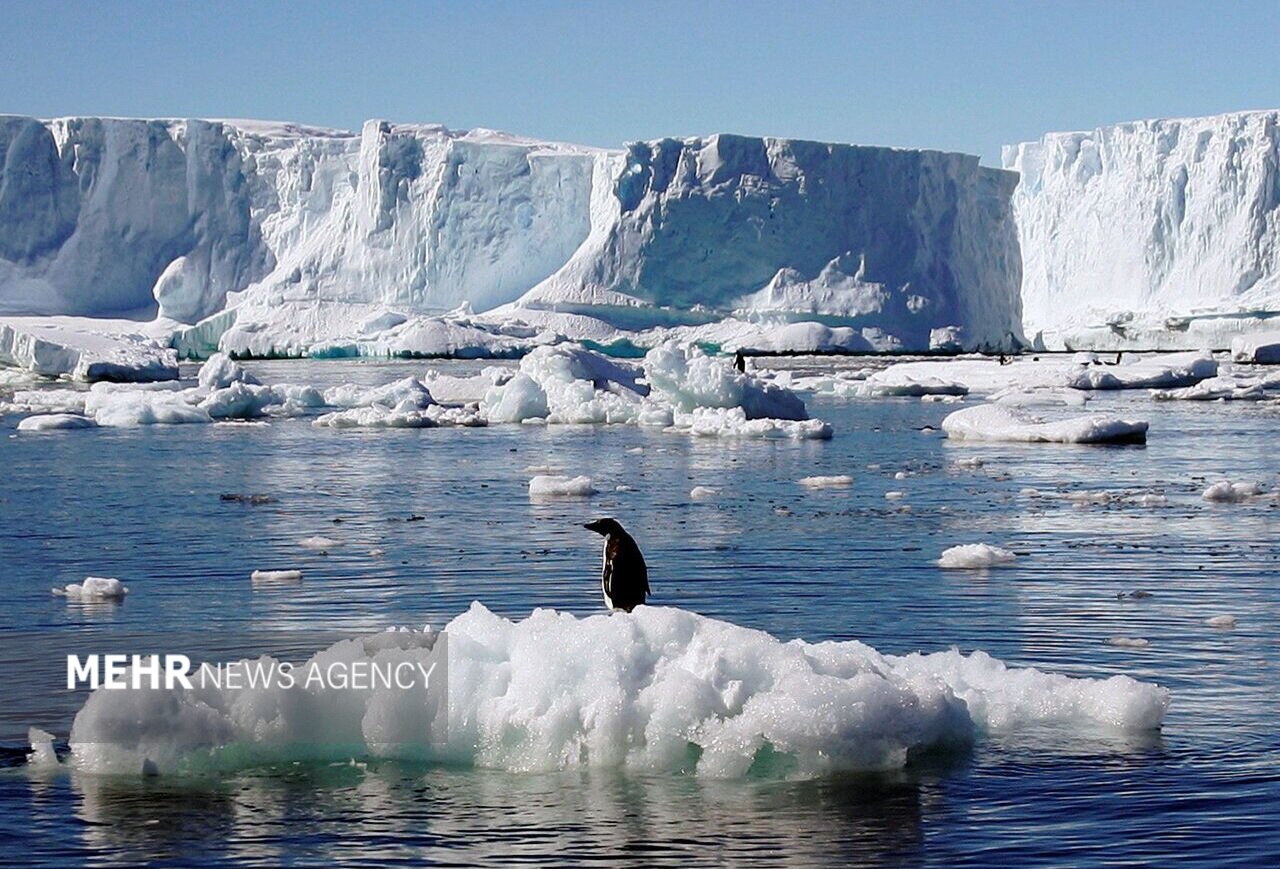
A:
[601, 539, 615, 611]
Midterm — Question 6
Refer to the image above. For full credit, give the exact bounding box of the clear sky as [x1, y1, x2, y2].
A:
[3, 0, 1278, 166]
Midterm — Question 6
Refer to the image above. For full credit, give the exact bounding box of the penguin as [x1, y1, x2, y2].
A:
[583, 518, 649, 612]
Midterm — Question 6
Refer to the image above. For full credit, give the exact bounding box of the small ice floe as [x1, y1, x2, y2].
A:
[16, 413, 97, 431]
[862, 369, 968, 397]
[797, 475, 854, 489]
[369, 548, 386, 558]
[1202, 481, 1264, 503]
[27, 727, 58, 768]
[885, 491, 907, 500]
[937, 544, 1017, 569]
[689, 485, 720, 499]
[942, 404, 1148, 445]
[1205, 614, 1238, 629]
[528, 475, 598, 497]
[1106, 637, 1151, 648]
[251, 569, 303, 585]
[953, 457, 985, 469]
[626, 447, 644, 455]
[615, 484, 635, 492]
[53, 577, 128, 599]
[299, 535, 340, 550]
[893, 471, 909, 480]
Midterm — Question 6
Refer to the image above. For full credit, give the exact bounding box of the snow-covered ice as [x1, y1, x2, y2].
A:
[53, 577, 128, 600]
[1201, 481, 1265, 503]
[797, 475, 854, 488]
[937, 544, 1018, 569]
[528, 475, 598, 497]
[58, 603, 1168, 777]
[942, 404, 1148, 445]
[251, 569, 303, 585]
[16, 413, 96, 431]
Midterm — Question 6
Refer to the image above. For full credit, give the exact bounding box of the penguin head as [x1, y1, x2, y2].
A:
[584, 517, 624, 537]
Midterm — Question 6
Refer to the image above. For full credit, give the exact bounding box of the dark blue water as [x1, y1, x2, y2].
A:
[2, 358, 1278, 866]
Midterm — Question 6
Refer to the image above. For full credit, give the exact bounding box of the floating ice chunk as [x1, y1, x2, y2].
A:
[313, 405, 438, 428]
[54, 577, 128, 599]
[990, 386, 1089, 408]
[797, 475, 854, 488]
[27, 728, 58, 768]
[323, 377, 434, 410]
[196, 352, 260, 390]
[528, 474, 598, 497]
[1106, 637, 1150, 649]
[1066, 352, 1217, 390]
[299, 536, 340, 550]
[84, 386, 212, 427]
[1205, 615, 1237, 628]
[937, 544, 1017, 569]
[863, 369, 968, 397]
[62, 603, 1169, 777]
[644, 342, 807, 421]
[17, 413, 96, 431]
[885, 491, 906, 500]
[1231, 331, 1280, 364]
[689, 485, 719, 499]
[952, 457, 985, 469]
[3, 388, 88, 415]
[1202, 481, 1264, 503]
[942, 404, 1148, 444]
[1151, 374, 1274, 402]
[672, 407, 833, 440]
[199, 382, 284, 419]
[251, 569, 303, 585]
[0, 318, 178, 382]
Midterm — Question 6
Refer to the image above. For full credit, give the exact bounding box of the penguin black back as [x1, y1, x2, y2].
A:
[583, 518, 649, 612]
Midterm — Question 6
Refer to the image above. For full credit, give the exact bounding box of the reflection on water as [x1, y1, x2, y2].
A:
[2, 358, 1279, 865]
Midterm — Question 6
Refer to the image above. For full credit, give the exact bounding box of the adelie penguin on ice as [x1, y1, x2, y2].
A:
[583, 518, 650, 612]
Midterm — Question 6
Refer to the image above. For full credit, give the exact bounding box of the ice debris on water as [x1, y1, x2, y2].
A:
[937, 544, 1018, 569]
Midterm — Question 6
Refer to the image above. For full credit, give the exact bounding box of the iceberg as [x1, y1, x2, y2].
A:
[0, 115, 1022, 363]
[1006, 111, 1280, 350]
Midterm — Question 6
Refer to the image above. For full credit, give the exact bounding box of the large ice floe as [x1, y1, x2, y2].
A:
[56, 603, 1168, 777]
[941, 404, 1149, 445]
[0, 114, 1023, 369]
[1006, 111, 1280, 351]
[791, 351, 1220, 401]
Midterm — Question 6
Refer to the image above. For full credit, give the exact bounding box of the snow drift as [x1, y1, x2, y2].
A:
[0, 114, 1023, 364]
[59, 602, 1168, 777]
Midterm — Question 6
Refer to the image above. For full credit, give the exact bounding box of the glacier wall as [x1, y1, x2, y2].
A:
[0, 115, 1024, 354]
[516, 135, 1024, 349]
[1005, 111, 1280, 350]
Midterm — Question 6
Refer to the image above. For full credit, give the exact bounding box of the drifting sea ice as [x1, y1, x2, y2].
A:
[1201, 481, 1265, 503]
[797, 475, 855, 488]
[55, 603, 1170, 778]
[942, 404, 1148, 445]
[53, 577, 128, 599]
[16, 413, 97, 431]
[528, 475, 598, 497]
[937, 544, 1018, 569]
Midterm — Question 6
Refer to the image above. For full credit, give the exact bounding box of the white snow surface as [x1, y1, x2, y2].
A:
[528, 475, 598, 497]
[942, 404, 1149, 445]
[54, 577, 128, 599]
[937, 544, 1018, 569]
[1005, 111, 1280, 350]
[59, 603, 1169, 777]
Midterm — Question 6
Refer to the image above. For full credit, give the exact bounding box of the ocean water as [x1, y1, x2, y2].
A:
[2, 357, 1278, 867]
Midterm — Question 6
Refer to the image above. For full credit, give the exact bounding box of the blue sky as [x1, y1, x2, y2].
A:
[2, 0, 1277, 165]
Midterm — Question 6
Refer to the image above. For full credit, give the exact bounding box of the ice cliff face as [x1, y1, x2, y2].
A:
[515, 135, 1023, 350]
[0, 115, 1023, 355]
[1005, 111, 1280, 350]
